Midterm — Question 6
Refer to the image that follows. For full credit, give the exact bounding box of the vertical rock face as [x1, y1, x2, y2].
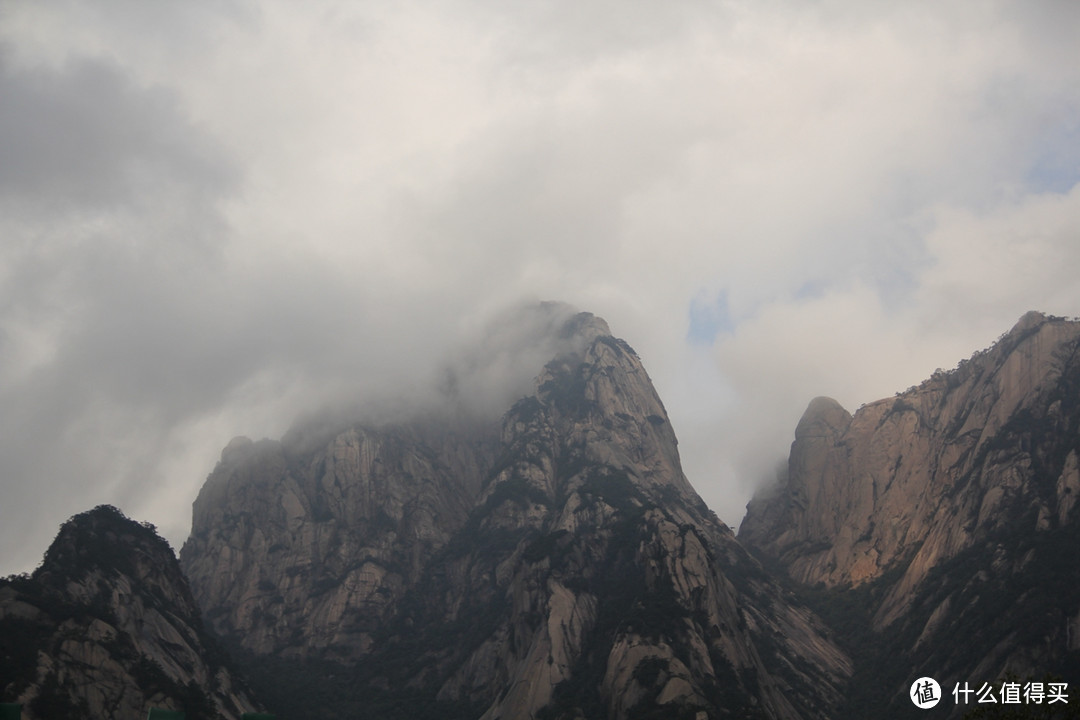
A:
[180, 421, 496, 660]
[740, 312, 1080, 716]
[182, 311, 851, 720]
[0, 505, 260, 720]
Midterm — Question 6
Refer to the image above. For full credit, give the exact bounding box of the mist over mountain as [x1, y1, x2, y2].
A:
[279, 302, 593, 438]
[180, 310, 850, 719]
[5, 1, 1079, 587]
[4, 308, 1080, 718]
[741, 311, 1080, 717]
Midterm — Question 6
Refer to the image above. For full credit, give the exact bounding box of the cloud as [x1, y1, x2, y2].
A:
[686, 182, 1080, 528]
[918, 185, 1080, 331]
[1, 0, 1080, 571]
[0, 58, 230, 215]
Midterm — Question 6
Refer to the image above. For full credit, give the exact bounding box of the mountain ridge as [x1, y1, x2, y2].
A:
[181, 309, 851, 719]
[8, 307, 1076, 719]
[0, 504, 261, 720]
[740, 310, 1080, 717]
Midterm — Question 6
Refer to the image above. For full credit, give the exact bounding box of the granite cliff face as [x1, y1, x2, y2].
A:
[182, 311, 851, 720]
[740, 311, 1080, 716]
[180, 421, 496, 661]
[0, 505, 260, 720]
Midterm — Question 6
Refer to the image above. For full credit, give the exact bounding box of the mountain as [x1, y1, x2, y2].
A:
[740, 311, 1080, 717]
[0, 505, 261, 720]
[181, 310, 851, 720]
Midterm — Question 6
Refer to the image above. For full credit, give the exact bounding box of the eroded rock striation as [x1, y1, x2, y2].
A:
[741, 311, 1080, 717]
[182, 311, 851, 720]
[180, 421, 495, 661]
[0, 505, 260, 719]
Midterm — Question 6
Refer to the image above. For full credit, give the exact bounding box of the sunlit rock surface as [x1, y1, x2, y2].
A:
[741, 311, 1080, 717]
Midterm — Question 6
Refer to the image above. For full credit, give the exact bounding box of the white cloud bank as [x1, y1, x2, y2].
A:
[1, 0, 1079, 572]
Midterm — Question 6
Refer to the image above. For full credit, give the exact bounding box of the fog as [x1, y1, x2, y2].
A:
[2, 1, 1079, 574]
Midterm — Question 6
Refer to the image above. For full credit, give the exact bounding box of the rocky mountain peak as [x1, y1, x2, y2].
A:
[33, 505, 195, 612]
[554, 309, 611, 347]
[739, 311, 1080, 716]
[1012, 308, 1050, 333]
[794, 396, 853, 440]
[1, 506, 260, 719]
[513, 319, 692, 501]
[741, 311, 1080, 590]
[220, 435, 256, 464]
[181, 307, 851, 720]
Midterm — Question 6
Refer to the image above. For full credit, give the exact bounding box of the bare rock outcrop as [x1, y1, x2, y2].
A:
[0, 505, 260, 719]
[181, 421, 495, 660]
[742, 312, 1080, 609]
[182, 310, 851, 720]
[740, 311, 1080, 716]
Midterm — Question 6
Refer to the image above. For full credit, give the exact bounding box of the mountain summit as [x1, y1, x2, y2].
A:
[10, 308, 1076, 719]
[740, 311, 1080, 716]
[0, 505, 260, 719]
[181, 309, 850, 719]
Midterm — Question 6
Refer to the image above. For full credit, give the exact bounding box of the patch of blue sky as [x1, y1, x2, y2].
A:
[1024, 124, 1080, 195]
[794, 280, 827, 301]
[687, 290, 734, 346]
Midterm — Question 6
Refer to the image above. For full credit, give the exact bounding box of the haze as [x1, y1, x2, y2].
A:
[1, 1, 1079, 575]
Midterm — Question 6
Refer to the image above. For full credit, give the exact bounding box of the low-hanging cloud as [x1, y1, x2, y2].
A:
[1, 0, 1079, 572]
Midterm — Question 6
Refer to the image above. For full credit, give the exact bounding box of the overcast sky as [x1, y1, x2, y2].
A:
[2, 0, 1079, 575]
